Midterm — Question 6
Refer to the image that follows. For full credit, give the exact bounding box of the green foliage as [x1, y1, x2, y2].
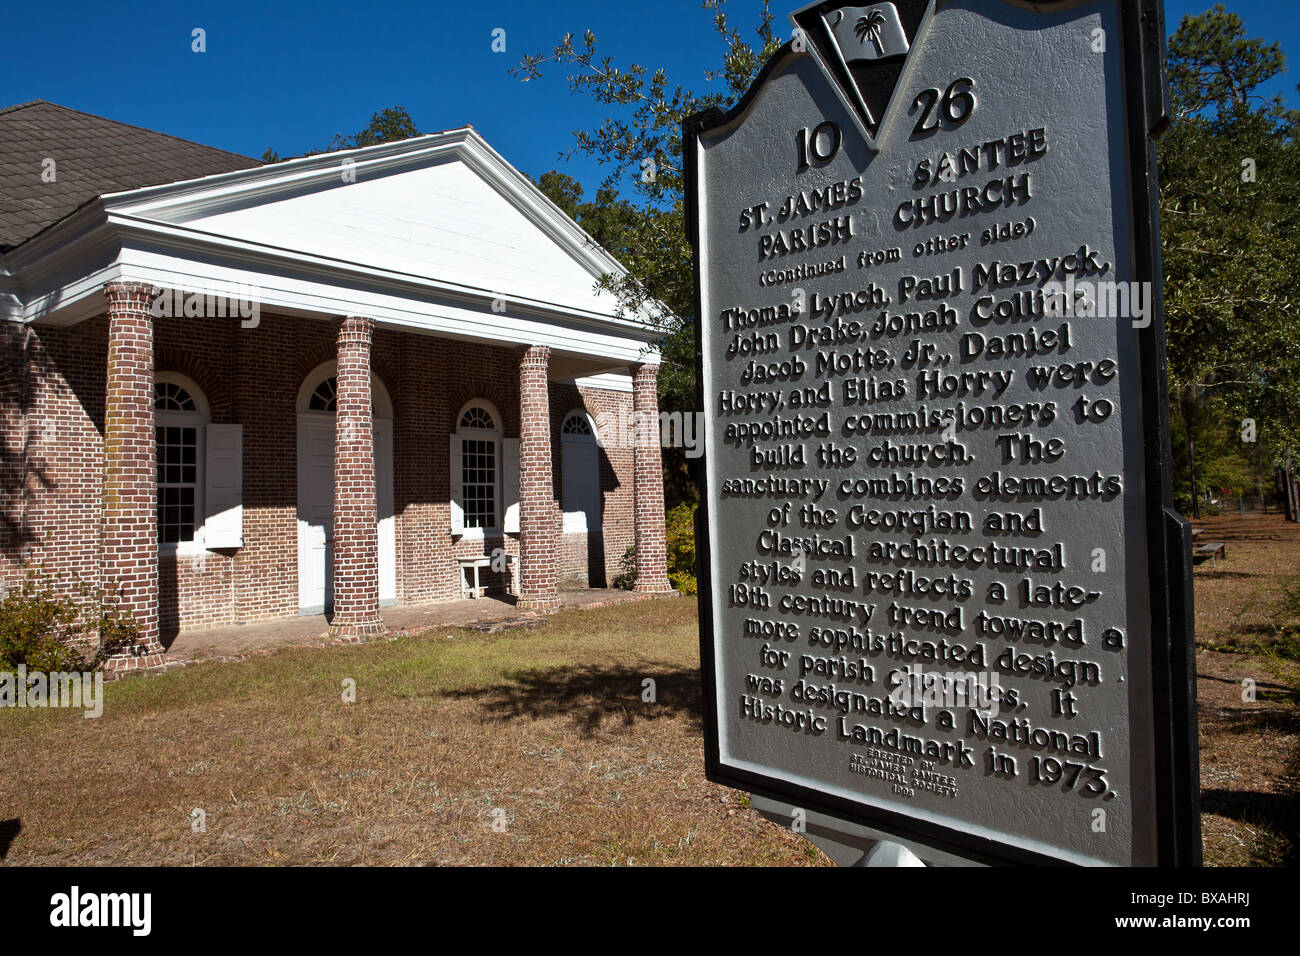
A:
[1160, 6, 1300, 491]
[329, 106, 421, 151]
[532, 170, 642, 265]
[1168, 5, 1288, 117]
[608, 508, 696, 593]
[0, 572, 141, 671]
[261, 106, 422, 162]
[1169, 392, 1279, 512]
[665, 502, 698, 595]
[612, 545, 637, 590]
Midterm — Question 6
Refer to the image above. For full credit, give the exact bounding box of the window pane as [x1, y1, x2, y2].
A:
[461, 437, 496, 528]
[156, 426, 199, 544]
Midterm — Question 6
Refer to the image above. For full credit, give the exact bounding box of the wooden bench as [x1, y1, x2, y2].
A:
[1194, 542, 1227, 565]
[457, 554, 517, 599]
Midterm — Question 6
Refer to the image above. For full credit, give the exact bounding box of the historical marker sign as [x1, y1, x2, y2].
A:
[686, 0, 1199, 866]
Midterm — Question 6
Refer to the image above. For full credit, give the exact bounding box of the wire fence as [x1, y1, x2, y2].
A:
[1199, 495, 1282, 516]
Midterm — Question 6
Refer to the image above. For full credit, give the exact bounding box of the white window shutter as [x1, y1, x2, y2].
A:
[202, 424, 243, 548]
[502, 438, 520, 534]
[449, 434, 465, 535]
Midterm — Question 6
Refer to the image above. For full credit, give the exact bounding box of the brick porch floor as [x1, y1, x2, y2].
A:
[157, 588, 672, 669]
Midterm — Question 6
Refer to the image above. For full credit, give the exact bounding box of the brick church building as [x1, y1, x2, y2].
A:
[0, 101, 673, 669]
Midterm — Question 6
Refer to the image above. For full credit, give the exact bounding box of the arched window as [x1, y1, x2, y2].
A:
[296, 362, 393, 418]
[307, 377, 339, 412]
[154, 374, 210, 546]
[155, 380, 199, 412]
[562, 413, 593, 436]
[460, 405, 496, 430]
[453, 401, 502, 534]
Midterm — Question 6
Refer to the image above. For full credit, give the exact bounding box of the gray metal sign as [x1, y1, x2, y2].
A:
[685, 0, 1198, 866]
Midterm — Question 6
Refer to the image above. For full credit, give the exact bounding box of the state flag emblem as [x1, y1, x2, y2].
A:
[790, 0, 935, 147]
[821, 4, 910, 62]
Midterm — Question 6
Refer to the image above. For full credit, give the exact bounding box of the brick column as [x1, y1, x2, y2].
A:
[517, 345, 559, 612]
[102, 281, 164, 669]
[330, 316, 385, 640]
[632, 363, 672, 594]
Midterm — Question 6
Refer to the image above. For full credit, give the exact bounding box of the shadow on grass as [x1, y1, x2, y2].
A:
[1198, 672, 1299, 705]
[0, 819, 20, 859]
[446, 663, 704, 737]
[1200, 789, 1298, 865]
[1194, 570, 1259, 580]
[1212, 705, 1300, 737]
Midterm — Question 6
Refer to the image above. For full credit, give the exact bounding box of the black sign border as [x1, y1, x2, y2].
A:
[684, 0, 1200, 867]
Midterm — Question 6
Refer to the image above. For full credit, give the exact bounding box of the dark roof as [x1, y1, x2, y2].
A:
[0, 100, 261, 252]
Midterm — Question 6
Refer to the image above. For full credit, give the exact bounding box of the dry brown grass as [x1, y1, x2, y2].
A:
[1, 515, 1296, 867]
[1190, 513, 1300, 866]
[0, 597, 826, 866]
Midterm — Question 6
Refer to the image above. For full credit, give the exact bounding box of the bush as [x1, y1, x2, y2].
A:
[0, 572, 141, 671]
[666, 502, 698, 595]
[612, 546, 637, 590]
[610, 503, 698, 594]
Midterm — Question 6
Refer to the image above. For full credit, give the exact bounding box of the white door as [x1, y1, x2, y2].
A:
[375, 420, 396, 606]
[297, 415, 396, 614]
[297, 417, 335, 614]
[562, 434, 601, 534]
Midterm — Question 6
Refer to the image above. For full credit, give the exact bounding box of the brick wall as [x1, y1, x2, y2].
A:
[400, 332, 523, 603]
[0, 317, 107, 598]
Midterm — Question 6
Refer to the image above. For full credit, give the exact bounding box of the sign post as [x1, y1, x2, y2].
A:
[685, 0, 1199, 866]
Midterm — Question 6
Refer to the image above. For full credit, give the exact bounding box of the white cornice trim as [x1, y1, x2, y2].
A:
[455, 133, 633, 285]
[2, 200, 109, 274]
[6, 210, 654, 337]
[0, 266, 21, 323]
[573, 372, 635, 393]
[102, 213, 651, 334]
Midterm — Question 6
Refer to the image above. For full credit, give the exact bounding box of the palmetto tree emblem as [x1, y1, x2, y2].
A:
[794, 0, 927, 144]
[855, 9, 888, 55]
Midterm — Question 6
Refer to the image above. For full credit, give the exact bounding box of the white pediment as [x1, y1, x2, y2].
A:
[101, 129, 637, 321]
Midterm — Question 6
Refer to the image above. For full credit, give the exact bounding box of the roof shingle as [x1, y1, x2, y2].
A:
[0, 100, 261, 251]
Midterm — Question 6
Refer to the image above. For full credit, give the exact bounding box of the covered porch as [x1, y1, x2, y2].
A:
[3, 126, 676, 670]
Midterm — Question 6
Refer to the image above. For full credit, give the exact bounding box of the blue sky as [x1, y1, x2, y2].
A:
[1, 1, 1294, 198]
